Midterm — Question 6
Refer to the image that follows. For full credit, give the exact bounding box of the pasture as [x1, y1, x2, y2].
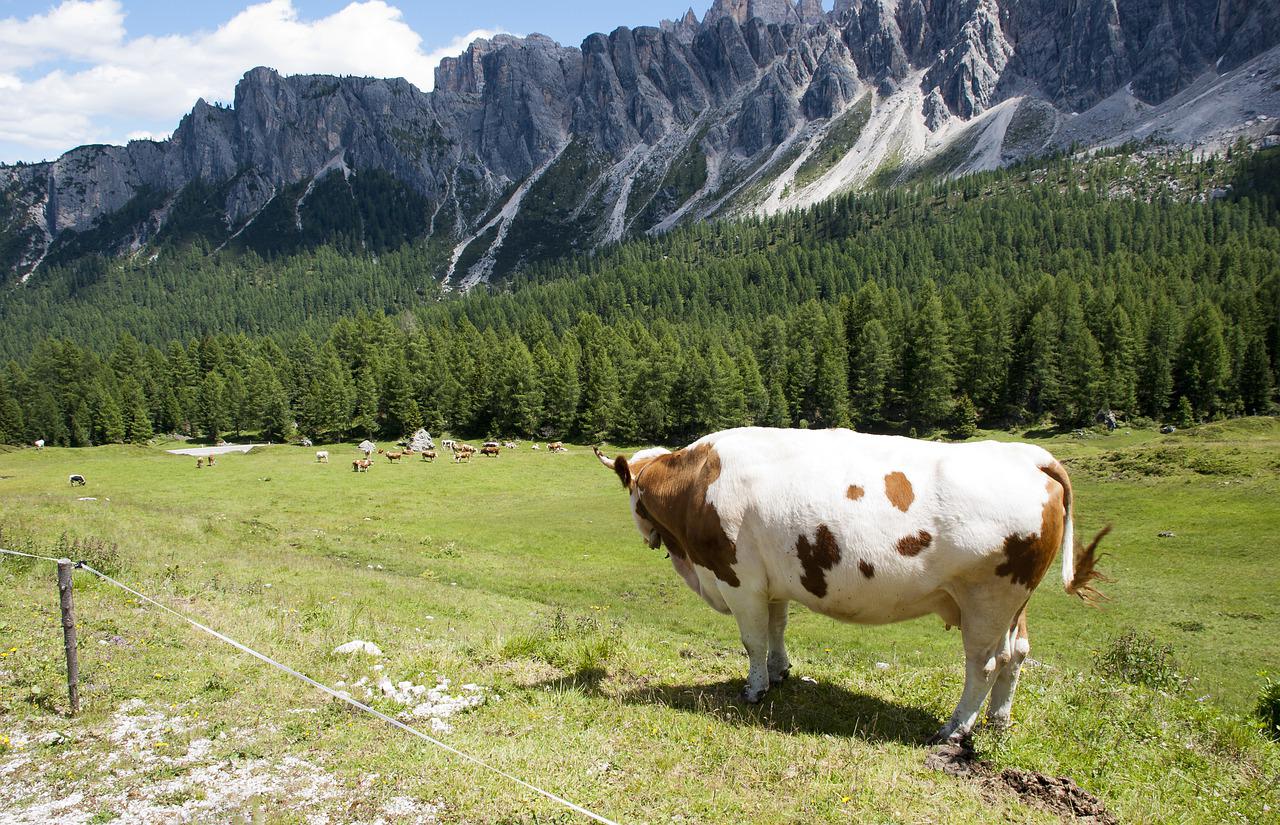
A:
[1, 423, 1278, 822]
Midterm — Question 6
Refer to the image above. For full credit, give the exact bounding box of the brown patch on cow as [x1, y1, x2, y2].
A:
[630, 443, 740, 587]
[858, 559, 874, 578]
[995, 479, 1065, 589]
[896, 530, 932, 557]
[795, 524, 842, 598]
[846, 484, 864, 501]
[884, 471, 914, 511]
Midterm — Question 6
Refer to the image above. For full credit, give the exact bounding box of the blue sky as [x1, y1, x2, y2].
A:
[0, 0, 705, 164]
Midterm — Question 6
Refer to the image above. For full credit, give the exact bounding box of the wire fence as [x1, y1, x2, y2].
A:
[0, 546, 621, 825]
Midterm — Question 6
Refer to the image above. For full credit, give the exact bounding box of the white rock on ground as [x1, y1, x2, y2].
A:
[333, 640, 383, 656]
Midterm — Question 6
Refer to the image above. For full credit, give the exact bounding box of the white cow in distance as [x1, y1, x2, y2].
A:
[594, 427, 1109, 744]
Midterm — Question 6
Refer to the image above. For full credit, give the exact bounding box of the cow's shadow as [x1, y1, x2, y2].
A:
[533, 668, 939, 745]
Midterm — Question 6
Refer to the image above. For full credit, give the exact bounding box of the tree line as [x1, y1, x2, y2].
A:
[0, 148, 1276, 446]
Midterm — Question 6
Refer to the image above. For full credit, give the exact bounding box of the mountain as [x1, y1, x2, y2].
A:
[3, 0, 1279, 286]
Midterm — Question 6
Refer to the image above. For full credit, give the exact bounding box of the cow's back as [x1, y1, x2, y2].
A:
[697, 428, 1059, 622]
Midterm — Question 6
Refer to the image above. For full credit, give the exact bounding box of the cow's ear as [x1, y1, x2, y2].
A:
[614, 455, 631, 487]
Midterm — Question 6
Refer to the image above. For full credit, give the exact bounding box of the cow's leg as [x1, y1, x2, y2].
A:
[933, 597, 1019, 743]
[721, 587, 771, 703]
[986, 610, 1030, 729]
[767, 600, 791, 684]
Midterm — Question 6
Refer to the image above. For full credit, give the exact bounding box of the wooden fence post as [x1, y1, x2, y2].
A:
[56, 559, 79, 716]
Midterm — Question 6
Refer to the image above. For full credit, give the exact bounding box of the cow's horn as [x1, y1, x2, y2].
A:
[593, 445, 615, 469]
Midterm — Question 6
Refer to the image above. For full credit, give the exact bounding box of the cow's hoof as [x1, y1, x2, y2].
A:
[769, 668, 790, 684]
[927, 727, 970, 746]
[740, 686, 768, 704]
[985, 716, 1013, 733]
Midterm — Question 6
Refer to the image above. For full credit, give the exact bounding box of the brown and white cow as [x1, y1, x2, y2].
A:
[594, 427, 1108, 743]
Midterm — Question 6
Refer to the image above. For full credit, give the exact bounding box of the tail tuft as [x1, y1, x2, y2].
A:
[1066, 524, 1113, 605]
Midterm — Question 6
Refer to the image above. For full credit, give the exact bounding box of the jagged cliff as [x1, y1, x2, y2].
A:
[2, 0, 1278, 286]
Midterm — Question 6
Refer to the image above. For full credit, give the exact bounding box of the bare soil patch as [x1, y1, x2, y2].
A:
[926, 742, 1118, 823]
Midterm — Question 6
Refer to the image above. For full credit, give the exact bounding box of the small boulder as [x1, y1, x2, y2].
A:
[333, 640, 383, 656]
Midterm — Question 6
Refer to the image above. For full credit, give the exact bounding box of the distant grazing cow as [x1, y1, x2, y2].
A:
[480, 445, 501, 457]
[593, 428, 1109, 744]
[68, 474, 86, 487]
[385, 451, 404, 463]
[442, 439, 457, 452]
[531, 444, 540, 451]
[196, 458, 205, 469]
[316, 450, 329, 463]
[207, 455, 216, 467]
[503, 441, 517, 449]
[421, 450, 437, 462]
[34, 439, 44, 450]
[454, 445, 475, 463]
[549, 442, 567, 453]
[353, 458, 372, 473]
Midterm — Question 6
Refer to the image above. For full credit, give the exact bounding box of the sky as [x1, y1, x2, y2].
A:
[0, 0, 704, 164]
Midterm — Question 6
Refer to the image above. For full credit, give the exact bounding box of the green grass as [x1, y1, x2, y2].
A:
[1, 424, 1278, 821]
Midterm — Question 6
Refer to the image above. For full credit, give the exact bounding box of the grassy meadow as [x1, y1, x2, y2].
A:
[1, 422, 1278, 822]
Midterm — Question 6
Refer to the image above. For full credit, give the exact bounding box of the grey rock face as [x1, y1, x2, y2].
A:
[2, 0, 1277, 284]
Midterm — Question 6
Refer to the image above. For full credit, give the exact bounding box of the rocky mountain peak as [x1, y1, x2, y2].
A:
[2, 0, 1277, 286]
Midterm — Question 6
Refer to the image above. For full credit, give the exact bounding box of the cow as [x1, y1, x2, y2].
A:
[480, 445, 501, 457]
[421, 450, 437, 462]
[454, 445, 475, 463]
[196, 458, 205, 469]
[442, 439, 457, 452]
[548, 441, 567, 453]
[384, 451, 404, 463]
[504, 441, 517, 450]
[316, 450, 329, 463]
[531, 443, 540, 451]
[207, 455, 216, 467]
[68, 474, 86, 487]
[34, 439, 45, 450]
[353, 458, 373, 473]
[593, 428, 1109, 744]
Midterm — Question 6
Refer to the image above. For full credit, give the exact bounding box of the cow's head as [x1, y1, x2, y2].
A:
[594, 446, 671, 550]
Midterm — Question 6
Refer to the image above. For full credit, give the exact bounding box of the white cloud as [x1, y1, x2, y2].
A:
[0, 0, 504, 163]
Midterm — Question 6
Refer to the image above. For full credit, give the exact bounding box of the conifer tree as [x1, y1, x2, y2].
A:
[0, 370, 23, 443]
[1103, 306, 1139, 416]
[223, 369, 249, 437]
[757, 316, 790, 428]
[1239, 333, 1275, 414]
[850, 318, 891, 427]
[497, 339, 542, 437]
[122, 379, 153, 443]
[1176, 302, 1230, 418]
[579, 335, 621, 441]
[1140, 298, 1180, 417]
[27, 388, 68, 446]
[197, 372, 227, 442]
[537, 341, 580, 438]
[1015, 308, 1060, 421]
[812, 313, 851, 428]
[903, 289, 954, 427]
[351, 366, 380, 437]
[384, 356, 423, 436]
[92, 383, 127, 444]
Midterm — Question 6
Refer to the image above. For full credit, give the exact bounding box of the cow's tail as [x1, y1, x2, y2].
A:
[1040, 460, 1111, 604]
